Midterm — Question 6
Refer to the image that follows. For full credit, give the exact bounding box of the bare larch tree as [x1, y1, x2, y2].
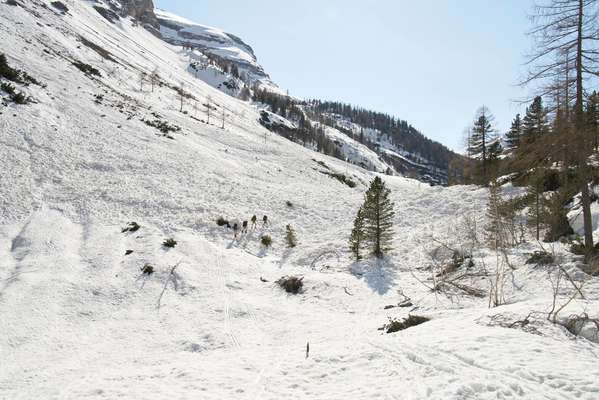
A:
[524, 0, 599, 252]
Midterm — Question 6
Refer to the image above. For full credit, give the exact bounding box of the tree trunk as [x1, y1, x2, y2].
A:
[482, 123, 487, 180]
[575, 0, 594, 251]
[535, 184, 541, 241]
[375, 191, 381, 257]
[580, 177, 594, 252]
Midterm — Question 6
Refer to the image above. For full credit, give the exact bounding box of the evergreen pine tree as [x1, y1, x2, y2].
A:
[485, 180, 502, 248]
[542, 190, 574, 242]
[526, 171, 545, 241]
[487, 140, 503, 162]
[586, 91, 599, 151]
[521, 96, 550, 143]
[349, 206, 365, 261]
[362, 177, 395, 258]
[505, 114, 522, 150]
[468, 106, 497, 180]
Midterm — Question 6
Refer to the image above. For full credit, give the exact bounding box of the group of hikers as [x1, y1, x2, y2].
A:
[228, 214, 268, 239]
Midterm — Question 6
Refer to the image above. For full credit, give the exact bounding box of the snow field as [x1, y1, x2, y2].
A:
[0, 1, 598, 399]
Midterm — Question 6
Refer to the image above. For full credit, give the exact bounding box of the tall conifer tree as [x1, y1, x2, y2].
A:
[586, 91, 599, 151]
[349, 206, 366, 261]
[505, 114, 522, 150]
[468, 106, 497, 180]
[361, 177, 395, 258]
[522, 96, 550, 143]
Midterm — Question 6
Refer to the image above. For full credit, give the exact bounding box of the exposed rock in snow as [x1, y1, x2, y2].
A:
[121, 0, 159, 30]
[155, 8, 281, 93]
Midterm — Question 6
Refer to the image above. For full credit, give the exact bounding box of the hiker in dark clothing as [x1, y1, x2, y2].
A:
[262, 215, 268, 226]
[233, 223, 239, 239]
[250, 215, 257, 229]
[242, 220, 248, 234]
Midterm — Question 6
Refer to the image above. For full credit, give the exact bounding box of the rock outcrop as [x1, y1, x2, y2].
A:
[154, 9, 281, 93]
[120, 0, 159, 30]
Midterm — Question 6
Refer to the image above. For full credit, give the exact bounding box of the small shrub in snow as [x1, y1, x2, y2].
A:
[451, 250, 469, 268]
[1, 81, 28, 104]
[398, 300, 414, 308]
[0, 54, 39, 85]
[163, 238, 177, 248]
[583, 256, 599, 276]
[285, 224, 297, 248]
[321, 171, 357, 188]
[0, 54, 20, 82]
[261, 235, 272, 247]
[121, 221, 140, 233]
[384, 315, 429, 334]
[276, 276, 303, 294]
[564, 313, 599, 342]
[79, 36, 115, 62]
[286, 200, 293, 208]
[525, 251, 554, 265]
[72, 61, 101, 77]
[143, 118, 181, 134]
[216, 216, 229, 227]
[313, 159, 330, 170]
[141, 263, 154, 275]
[569, 242, 586, 256]
[1, 81, 15, 95]
[11, 91, 27, 104]
[50, 1, 68, 12]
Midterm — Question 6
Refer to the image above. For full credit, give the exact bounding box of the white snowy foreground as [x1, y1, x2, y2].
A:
[1, 1, 599, 399]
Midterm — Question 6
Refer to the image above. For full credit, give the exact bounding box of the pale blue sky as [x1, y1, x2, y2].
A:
[155, 0, 534, 151]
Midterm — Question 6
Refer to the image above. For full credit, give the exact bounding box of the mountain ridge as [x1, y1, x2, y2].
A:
[97, 0, 460, 184]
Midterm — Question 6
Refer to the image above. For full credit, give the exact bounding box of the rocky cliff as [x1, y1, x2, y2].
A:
[120, 0, 159, 29]
[90, 0, 159, 33]
[154, 9, 281, 93]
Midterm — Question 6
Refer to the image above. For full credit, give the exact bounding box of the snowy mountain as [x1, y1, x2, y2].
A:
[128, 0, 456, 184]
[1, 1, 599, 399]
[155, 8, 282, 94]
[254, 93, 456, 185]
[82, 0, 458, 183]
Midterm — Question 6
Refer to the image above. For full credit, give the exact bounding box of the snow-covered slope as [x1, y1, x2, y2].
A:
[318, 111, 451, 183]
[155, 8, 281, 94]
[1, 1, 599, 399]
[145, 4, 453, 183]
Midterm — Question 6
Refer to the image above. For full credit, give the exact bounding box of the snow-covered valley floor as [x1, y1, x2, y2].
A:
[1, 1, 599, 399]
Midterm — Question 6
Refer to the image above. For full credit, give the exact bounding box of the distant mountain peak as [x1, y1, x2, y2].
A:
[154, 9, 281, 93]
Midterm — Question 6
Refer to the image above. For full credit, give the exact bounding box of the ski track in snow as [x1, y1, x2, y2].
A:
[1, 1, 599, 399]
